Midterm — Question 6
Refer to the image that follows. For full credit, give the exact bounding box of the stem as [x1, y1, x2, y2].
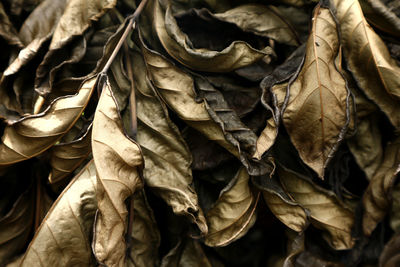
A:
[33, 95, 45, 115]
[100, 0, 148, 75]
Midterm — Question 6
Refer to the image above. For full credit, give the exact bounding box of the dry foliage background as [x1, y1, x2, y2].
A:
[0, 0, 400, 266]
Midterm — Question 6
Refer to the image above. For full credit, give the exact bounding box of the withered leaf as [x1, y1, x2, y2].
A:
[379, 232, 400, 267]
[0, 1, 22, 47]
[278, 167, 355, 250]
[130, 44, 207, 234]
[282, 6, 350, 178]
[0, 76, 96, 166]
[205, 167, 258, 247]
[362, 138, 400, 236]
[153, 0, 273, 72]
[92, 77, 144, 266]
[48, 123, 92, 184]
[20, 161, 97, 266]
[333, 0, 400, 128]
[213, 4, 300, 46]
[127, 190, 160, 267]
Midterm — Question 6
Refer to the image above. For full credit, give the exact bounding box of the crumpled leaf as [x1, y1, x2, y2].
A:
[0, 76, 96, 166]
[19, 161, 97, 266]
[127, 190, 160, 267]
[278, 167, 355, 250]
[153, 0, 273, 72]
[129, 43, 207, 234]
[141, 37, 238, 158]
[282, 5, 350, 178]
[333, 0, 400, 128]
[48, 123, 92, 184]
[390, 182, 400, 233]
[161, 238, 223, 267]
[92, 77, 144, 266]
[362, 138, 400, 236]
[205, 167, 258, 247]
[213, 4, 300, 46]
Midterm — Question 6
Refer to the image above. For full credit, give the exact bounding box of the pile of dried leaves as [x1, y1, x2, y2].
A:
[1, 0, 400, 266]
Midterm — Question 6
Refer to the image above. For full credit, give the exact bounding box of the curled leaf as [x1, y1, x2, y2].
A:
[205, 167, 258, 247]
[0, 76, 96, 166]
[92, 77, 144, 266]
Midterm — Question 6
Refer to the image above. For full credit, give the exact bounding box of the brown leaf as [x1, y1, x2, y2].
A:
[333, 0, 400, 128]
[0, 1, 22, 47]
[161, 238, 224, 267]
[205, 167, 258, 247]
[128, 45, 207, 234]
[362, 138, 400, 236]
[48, 123, 92, 184]
[0, 76, 96, 166]
[92, 77, 143, 266]
[20, 161, 97, 266]
[153, 0, 273, 72]
[282, 6, 350, 178]
[213, 4, 300, 46]
[379, 232, 400, 267]
[390, 182, 400, 233]
[126, 190, 160, 267]
[279, 167, 355, 250]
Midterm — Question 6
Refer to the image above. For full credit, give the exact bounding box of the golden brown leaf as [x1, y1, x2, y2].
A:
[362, 138, 400, 236]
[379, 232, 400, 267]
[214, 4, 300, 46]
[20, 161, 97, 266]
[279, 167, 355, 250]
[333, 0, 400, 128]
[48, 123, 92, 184]
[283, 6, 350, 178]
[153, 0, 273, 72]
[130, 46, 207, 234]
[0, 77, 96, 166]
[92, 77, 143, 266]
[205, 167, 258, 247]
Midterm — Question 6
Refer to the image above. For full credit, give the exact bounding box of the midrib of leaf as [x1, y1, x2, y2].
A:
[312, 6, 326, 164]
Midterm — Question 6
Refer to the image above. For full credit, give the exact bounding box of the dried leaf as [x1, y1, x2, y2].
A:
[279, 167, 355, 250]
[48, 123, 92, 184]
[0, 76, 96, 166]
[20, 161, 97, 266]
[390, 182, 400, 233]
[214, 4, 300, 46]
[333, 0, 400, 128]
[379, 232, 400, 267]
[0, 1, 22, 47]
[130, 45, 207, 234]
[92, 77, 143, 266]
[205, 167, 258, 247]
[283, 6, 350, 178]
[141, 38, 238, 158]
[362, 138, 400, 236]
[0, 189, 34, 266]
[127, 190, 160, 267]
[153, 0, 273, 72]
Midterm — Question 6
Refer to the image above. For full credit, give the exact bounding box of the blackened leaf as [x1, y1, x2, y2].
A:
[130, 45, 207, 234]
[333, 0, 400, 128]
[213, 4, 300, 46]
[153, 0, 273, 72]
[205, 167, 258, 247]
[92, 77, 144, 266]
[282, 6, 350, 178]
[279, 167, 355, 250]
[362, 138, 400, 236]
[20, 161, 97, 266]
[0, 76, 96, 166]
[0, 1, 23, 47]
